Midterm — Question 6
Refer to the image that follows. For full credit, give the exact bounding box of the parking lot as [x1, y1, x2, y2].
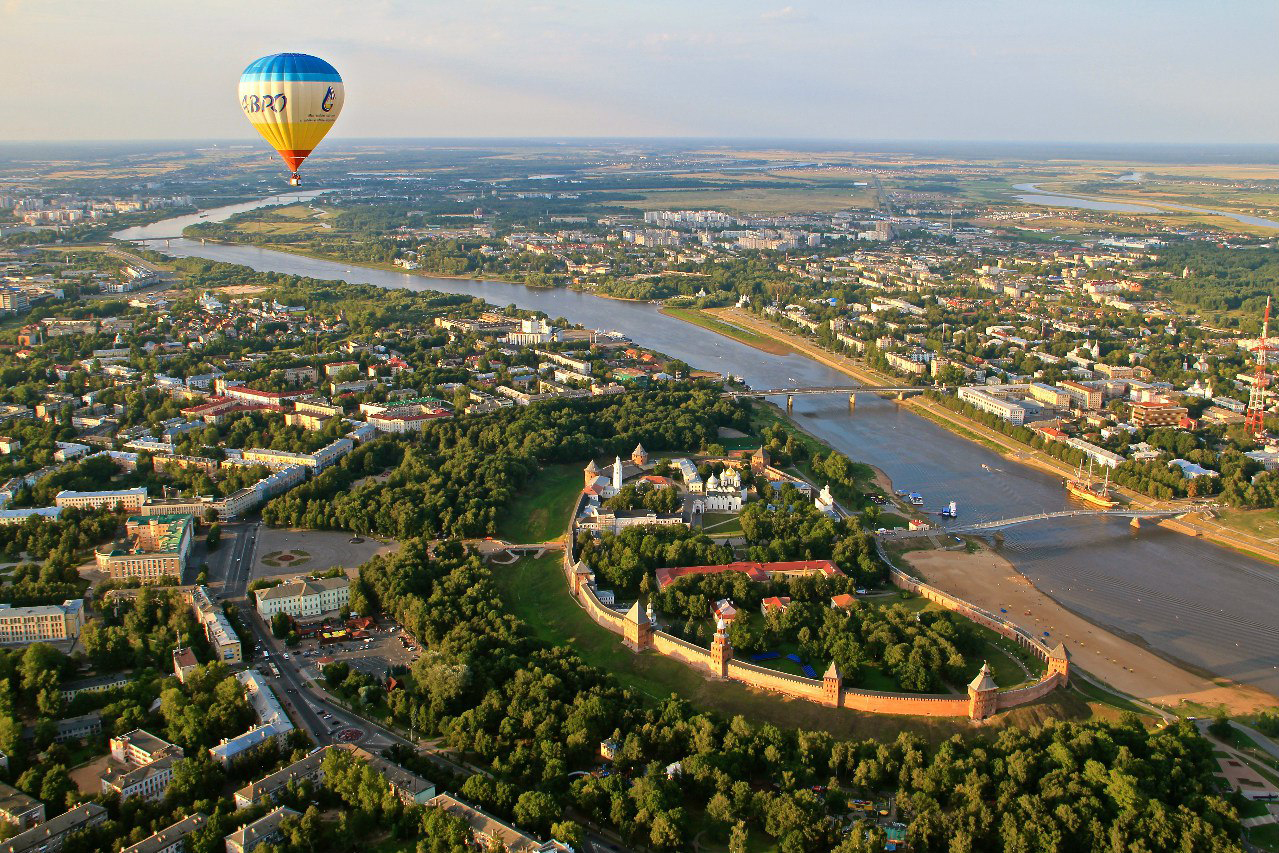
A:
[288, 621, 421, 682]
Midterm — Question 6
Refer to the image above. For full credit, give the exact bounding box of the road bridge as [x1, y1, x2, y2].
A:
[878, 508, 1184, 541]
[724, 385, 940, 412]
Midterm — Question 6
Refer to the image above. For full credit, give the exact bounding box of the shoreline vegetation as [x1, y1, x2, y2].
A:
[710, 306, 1279, 568]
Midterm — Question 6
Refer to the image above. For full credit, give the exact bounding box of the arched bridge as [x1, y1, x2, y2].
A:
[878, 508, 1185, 540]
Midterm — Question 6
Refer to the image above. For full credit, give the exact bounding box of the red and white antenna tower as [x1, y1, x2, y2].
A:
[1246, 296, 1273, 439]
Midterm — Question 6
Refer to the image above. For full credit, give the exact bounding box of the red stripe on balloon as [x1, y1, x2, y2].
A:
[276, 149, 314, 170]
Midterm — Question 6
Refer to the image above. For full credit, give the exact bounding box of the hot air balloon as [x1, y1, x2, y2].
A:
[238, 53, 344, 186]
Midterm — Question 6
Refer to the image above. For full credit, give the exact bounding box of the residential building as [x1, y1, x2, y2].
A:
[120, 813, 207, 853]
[172, 647, 199, 683]
[223, 806, 298, 853]
[1058, 380, 1103, 410]
[234, 744, 434, 810]
[426, 794, 572, 853]
[0, 600, 84, 645]
[54, 486, 147, 511]
[1129, 401, 1189, 428]
[0, 782, 44, 830]
[254, 576, 350, 621]
[0, 803, 107, 853]
[209, 670, 293, 767]
[189, 586, 242, 663]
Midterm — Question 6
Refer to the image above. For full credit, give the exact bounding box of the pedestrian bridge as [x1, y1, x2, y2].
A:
[878, 508, 1185, 540]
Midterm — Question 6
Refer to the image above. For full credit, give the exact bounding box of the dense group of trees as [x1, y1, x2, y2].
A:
[653, 569, 981, 693]
[265, 390, 747, 539]
[603, 482, 683, 514]
[349, 536, 1243, 851]
[577, 525, 733, 594]
[82, 587, 206, 673]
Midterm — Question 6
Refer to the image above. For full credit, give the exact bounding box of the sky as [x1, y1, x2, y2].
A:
[2, 0, 1276, 144]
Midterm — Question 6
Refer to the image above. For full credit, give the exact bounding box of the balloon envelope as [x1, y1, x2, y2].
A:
[238, 53, 343, 182]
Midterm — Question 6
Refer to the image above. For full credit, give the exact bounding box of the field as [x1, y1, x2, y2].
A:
[1208, 507, 1279, 541]
[491, 554, 1094, 742]
[227, 203, 336, 237]
[611, 167, 881, 215]
[495, 463, 584, 544]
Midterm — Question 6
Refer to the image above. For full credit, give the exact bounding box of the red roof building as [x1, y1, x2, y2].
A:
[655, 560, 842, 591]
[760, 596, 791, 615]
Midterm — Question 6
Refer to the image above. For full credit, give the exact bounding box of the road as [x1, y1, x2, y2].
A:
[215, 521, 261, 599]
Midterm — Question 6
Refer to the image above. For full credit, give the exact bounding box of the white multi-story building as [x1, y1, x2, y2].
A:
[54, 486, 147, 511]
[0, 599, 84, 645]
[255, 576, 350, 621]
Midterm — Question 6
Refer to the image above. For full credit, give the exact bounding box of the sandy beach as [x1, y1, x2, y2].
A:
[904, 546, 1277, 714]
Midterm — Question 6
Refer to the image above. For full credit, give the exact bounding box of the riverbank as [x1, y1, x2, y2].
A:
[713, 306, 1279, 567]
[708, 306, 897, 386]
[660, 307, 794, 355]
[904, 545, 1276, 713]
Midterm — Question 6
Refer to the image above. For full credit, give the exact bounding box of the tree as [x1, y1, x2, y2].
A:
[205, 523, 221, 551]
[271, 612, 292, 639]
[513, 790, 558, 834]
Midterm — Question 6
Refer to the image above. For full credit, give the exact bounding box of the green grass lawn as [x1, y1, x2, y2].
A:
[1238, 798, 1272, 819]
[1249, 822, 1279, 852]
[489, 554, 1037, 743]
[495, 463, 584, 544]
[700, 512, 744, 536]
[1068, 678, 1155, 717]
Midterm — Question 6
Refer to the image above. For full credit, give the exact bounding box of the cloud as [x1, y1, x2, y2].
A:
[761, 5, 805, 22]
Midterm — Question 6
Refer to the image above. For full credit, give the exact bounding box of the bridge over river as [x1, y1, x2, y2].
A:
[724, 384, 939, 411]
[878, 508, 1185, 541]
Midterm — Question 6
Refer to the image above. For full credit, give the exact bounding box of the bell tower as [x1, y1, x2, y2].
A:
[710, 617, 732, 678]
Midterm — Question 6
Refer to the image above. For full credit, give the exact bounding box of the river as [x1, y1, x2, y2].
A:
[1012, 182, 1279, 230]
[116, 198, 1279, 697]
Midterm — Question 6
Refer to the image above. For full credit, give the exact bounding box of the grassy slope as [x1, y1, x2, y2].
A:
[495, 463, 584, 544]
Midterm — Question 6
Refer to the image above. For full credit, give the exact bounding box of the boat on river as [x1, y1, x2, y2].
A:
[1064, 461, 1117, 509]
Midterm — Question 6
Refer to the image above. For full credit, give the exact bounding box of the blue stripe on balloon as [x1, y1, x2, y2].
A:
[239, 72, 342, 82]
[241, 53, 341, 82]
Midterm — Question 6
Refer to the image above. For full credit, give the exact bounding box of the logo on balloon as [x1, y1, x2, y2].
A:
[322, 87, 336, 113]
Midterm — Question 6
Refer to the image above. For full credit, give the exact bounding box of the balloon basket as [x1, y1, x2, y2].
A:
[289, 174, 301, 187]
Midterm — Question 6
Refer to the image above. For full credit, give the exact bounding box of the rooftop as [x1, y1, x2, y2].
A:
[655, 559, 842, 590]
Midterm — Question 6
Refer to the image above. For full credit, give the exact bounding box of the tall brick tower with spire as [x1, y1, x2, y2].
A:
[710, 617, 732, 678]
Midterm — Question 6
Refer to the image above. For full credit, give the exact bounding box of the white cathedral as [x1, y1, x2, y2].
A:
[690, 466, 744, 513]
